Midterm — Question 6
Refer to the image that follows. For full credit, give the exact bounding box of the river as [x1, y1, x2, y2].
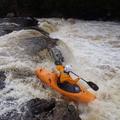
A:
[0, 18, 120, 120]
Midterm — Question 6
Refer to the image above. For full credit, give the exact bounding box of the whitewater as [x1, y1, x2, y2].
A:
[0, 19, 120, 120]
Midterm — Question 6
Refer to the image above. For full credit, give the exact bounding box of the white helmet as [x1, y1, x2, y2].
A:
[64, 64, 72, 73]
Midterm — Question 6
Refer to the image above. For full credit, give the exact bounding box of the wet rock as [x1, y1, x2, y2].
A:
[20, 37, 48, 55]
[0, 17, 64, 64]
[0, 71, 6, 89]
[47, 101, 81, 120]
[0, 98, 81, 120]
[0, 17, 38, 36]
[20, 98, 81, 120]
[0, 17, 38, 27]
[20, 98, 56, 116]
[18, 35, 64, 64]
[49, 47, 64, 65]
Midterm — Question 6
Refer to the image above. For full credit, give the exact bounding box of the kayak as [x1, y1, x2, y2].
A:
[35, 68, 96, 103]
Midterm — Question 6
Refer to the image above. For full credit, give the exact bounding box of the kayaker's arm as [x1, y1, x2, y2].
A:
[60, 78, 80, 85]
[59, 74, 75, 84]
[68, 77, 80, 85]
[60, 78, 75, 85]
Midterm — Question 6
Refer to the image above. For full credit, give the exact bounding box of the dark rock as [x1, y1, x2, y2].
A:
[48, 102, 81, 120]
[0, 17, 38, 27]
[0, 98, 81, 120]
[0, 17, 64, 63]
[49, 47, 64, 65]
[20, 98, 56, 116]
[0, 17, 38, 36]
[0, 71, 6, 89]
[20, 98, 81, 120]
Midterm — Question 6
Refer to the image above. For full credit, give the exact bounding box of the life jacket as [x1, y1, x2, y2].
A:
[56, 65, 76, 85]
[56, 65, 64, 72]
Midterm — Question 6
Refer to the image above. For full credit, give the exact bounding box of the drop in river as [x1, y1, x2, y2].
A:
[0, 18, 120, 120]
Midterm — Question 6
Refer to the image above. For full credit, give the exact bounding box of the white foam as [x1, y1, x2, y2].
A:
[0, 19, 120, 119]
[51, 19, 120, 120]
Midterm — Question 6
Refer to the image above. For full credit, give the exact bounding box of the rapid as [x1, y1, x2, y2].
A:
[0, 19, 120, 120]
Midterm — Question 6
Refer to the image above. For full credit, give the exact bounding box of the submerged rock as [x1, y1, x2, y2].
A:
[0, 71, 6, 89]
[0, 98, 81, 120]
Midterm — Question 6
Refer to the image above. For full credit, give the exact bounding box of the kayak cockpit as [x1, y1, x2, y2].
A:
[57, 82, 81, 93]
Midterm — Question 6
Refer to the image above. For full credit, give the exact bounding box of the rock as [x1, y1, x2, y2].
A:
[0, 71, 6, 89]
[1, 17, 38, 27]
[0, 17, 64, 64]
[19, 37, 48, 55]
[20, 98, 81, 120]
[0, 98, 81, 120]
[18, 34, 64, 64]
[20, 98, 56, 116]
[49, 47, 64, 65]
[47, 101, 81, 120]
[0, 17, 38, 36]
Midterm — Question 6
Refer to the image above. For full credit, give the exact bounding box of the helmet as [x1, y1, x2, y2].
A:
[64, 65, 72, 73]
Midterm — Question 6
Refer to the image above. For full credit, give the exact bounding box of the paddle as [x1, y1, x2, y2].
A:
[70, 71, 99, 91]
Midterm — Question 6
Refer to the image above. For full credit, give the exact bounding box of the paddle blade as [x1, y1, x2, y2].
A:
[87, 81, 99, 91]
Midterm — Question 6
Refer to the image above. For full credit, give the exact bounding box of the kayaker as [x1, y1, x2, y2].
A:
[56, 65, 80, 84]
[55, 64, 80, 92]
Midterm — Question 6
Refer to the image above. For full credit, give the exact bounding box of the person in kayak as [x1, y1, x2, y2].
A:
[55, 64, 80, 93]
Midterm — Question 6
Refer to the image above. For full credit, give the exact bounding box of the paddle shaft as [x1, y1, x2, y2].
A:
[70, 71, 86, 81]
[70, 71, 99, 91]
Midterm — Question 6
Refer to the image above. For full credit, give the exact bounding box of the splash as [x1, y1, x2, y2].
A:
[50, 19, 120, 120]
[0, 19, 120, 120]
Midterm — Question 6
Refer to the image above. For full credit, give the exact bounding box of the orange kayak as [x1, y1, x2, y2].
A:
[35, 68, 96, 103]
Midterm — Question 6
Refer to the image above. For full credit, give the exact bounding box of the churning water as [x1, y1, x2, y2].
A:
[50, 19, 120, 120]
[0, 19, 120, 120]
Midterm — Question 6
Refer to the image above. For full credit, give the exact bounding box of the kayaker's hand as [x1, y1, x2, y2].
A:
[73, 78, 80, 85]
[75, 77, 80, 82]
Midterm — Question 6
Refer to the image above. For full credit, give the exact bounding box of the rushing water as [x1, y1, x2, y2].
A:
[0, 19, 120, 120]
